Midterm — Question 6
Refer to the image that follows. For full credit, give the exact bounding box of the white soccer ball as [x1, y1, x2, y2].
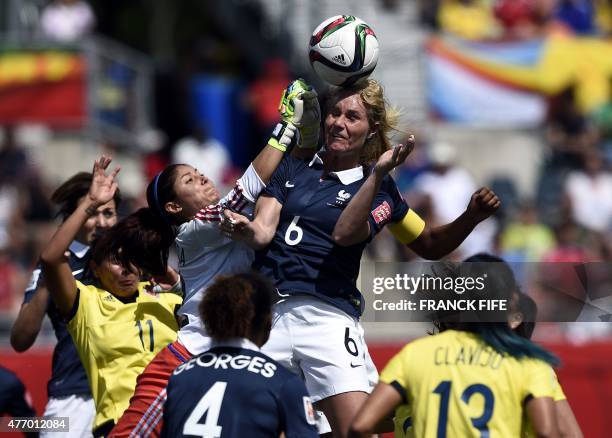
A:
[308, 15, 379, 87]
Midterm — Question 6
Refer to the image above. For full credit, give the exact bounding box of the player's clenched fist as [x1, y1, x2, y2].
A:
[220, 209, 253, 241]
[466, 187, 501, 224]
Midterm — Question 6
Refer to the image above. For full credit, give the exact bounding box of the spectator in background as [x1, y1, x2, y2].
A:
[0, 128, 30, 270]
[40, 0, 95, 43]
[536, 220, 610, 344]
[592, 76, 612, 162]
[543, 219, 595, 262]
[0, 248, 25, 316]
[0, 126, 30, 180]
[564, 148, 612, 233]
[379, 0, 400, 12]
[494, 0, 542, 39]
[0, 128, 53, 278]
[438, 0, 499, 40]
[412, 141, 497, 258]
[244, 58, 291, 157]
[417, 0, 443, 30]
[500, 200, 556, 261]
[0, 176, 26, 261]
[172, 124, 233, 189]
[595, 0, 612, 34]
[546, 85, 598, 171]
[394, 132, 430, 194]
[554, 0, 595, 34]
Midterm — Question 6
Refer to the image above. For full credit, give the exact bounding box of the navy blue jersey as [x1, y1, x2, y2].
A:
[0, 366, 36, 417]
[22, 240, 91, 398]
[162, 345, 318, 438]
[254, 154, 409, 317]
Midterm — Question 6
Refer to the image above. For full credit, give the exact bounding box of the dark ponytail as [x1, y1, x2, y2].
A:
[146, 165, 181, 226]
[199, 272, 275, 341]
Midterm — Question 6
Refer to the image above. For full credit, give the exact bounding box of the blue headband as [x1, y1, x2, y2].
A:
[152, 171, 169, 222]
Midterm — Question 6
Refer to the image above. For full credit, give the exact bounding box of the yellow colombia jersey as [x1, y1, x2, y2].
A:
[68, 280, 182, 429]
[379, 330, 557, 438]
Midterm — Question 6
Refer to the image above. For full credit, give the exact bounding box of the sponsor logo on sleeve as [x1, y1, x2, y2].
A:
[371, 201, 392, 226]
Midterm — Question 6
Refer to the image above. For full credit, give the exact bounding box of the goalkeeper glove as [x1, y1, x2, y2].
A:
[268, 121, 298, 153]
[278, 78, 321, 149]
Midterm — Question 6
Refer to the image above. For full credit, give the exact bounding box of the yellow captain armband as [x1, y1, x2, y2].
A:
[388, 209, 425, 245]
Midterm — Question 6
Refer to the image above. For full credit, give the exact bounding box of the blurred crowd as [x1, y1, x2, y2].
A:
[369, 0, 612, 342]
[415, 0, 612, 40]
[366, 0, 612, 268]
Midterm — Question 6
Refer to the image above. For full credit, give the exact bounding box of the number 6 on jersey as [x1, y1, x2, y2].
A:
[284, 216, 303, 246]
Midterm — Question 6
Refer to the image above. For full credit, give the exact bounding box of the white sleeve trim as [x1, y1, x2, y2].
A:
[237, 163, 266, 203]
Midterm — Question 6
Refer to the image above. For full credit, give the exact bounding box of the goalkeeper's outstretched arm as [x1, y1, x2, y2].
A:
[251, 79, 320, 184]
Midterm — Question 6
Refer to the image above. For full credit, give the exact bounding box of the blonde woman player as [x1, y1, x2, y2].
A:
[223, 79, 500, 436]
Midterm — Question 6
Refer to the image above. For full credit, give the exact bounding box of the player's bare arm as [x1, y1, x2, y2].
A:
[41, 156, 120, 318]
[526, 397, 561, 438]
[407, 186, 501, 259]
[555, 399, 583, 438]
[10, 284, 48, 351]
[347, 382, 402, 438]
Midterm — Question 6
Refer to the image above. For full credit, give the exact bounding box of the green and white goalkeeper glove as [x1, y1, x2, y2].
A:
[278, 78, 321, 149]
[268, 121, 298, 153]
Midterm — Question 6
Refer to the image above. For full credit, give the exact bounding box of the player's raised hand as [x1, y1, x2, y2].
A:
[466, 187, 501, 224]
[373, 134, 415, 176]
[279, 78, 320, 149]
[88, 156, 120, 207]
[220, 209, 253, 241]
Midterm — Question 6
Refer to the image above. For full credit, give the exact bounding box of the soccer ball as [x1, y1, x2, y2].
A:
[308, 15, 379, 87]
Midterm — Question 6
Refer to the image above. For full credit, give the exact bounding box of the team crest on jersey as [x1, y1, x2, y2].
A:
[372, 201, 392, 225]
[336, 190, 351, 202]
[328, 189, 352, 208]
[303, 396, 316, 425]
